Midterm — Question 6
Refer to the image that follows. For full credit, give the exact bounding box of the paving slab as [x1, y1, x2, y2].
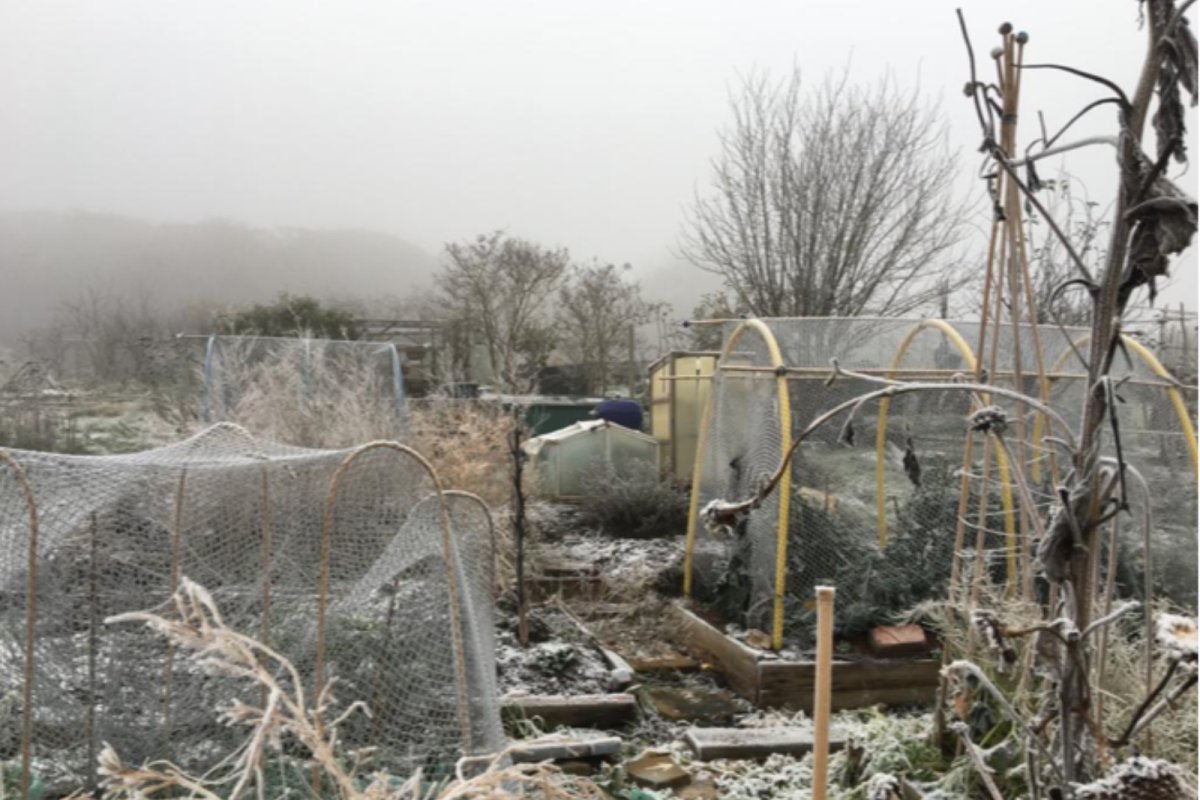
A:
[508, 734, 622, 763]
[503, 693, 637, 729]
[683, 725, 848, 761]
[646, 684, 743, 724]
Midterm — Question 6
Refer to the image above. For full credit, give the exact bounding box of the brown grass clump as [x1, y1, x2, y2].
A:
[204, 337, 514, 507]
[407, 400, 513, 508]
[101, 578, 605, 800]
[213, 337, 406, 448]
[924, 578, 1198, 780]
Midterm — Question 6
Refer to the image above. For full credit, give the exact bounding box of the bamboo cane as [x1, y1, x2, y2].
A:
[812, 585, 836, 800]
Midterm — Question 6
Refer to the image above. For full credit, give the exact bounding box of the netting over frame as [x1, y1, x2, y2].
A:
[200, 334, 409, 443]
[686, 317, 1198, 649]
[685, 320, 790, 641]
[0, 424, 502, 792]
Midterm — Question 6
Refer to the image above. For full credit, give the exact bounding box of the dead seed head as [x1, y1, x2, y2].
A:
[967, 405, 1008, 435]
[1156, 613, 1198, 660]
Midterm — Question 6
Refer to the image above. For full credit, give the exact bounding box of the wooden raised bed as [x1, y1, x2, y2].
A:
[669, 602, 940, 710]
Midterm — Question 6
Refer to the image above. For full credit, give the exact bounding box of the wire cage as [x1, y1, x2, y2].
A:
[684, 317, 1198, 650]
[0, 424, 502, 794]
[198, 334, 409, 434]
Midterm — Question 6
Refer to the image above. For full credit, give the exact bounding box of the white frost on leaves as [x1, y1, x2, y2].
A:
[1155, 612, 1198, 659]
[700, 498, 743, 536]
[1074, 756, 1189, 799]
[866, 773, 903, 800]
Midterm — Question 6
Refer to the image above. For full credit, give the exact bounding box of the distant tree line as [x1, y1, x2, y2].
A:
[214, 293, 362, 340]
[434, 231, 662, 395]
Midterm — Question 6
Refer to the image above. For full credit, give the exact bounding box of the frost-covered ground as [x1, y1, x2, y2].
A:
[494, 605, 613, 697]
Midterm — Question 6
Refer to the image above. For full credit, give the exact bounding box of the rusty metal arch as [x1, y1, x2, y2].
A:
[319, 441, 473, 751]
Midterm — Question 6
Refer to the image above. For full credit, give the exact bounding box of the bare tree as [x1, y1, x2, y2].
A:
[436, 232, 568, 391]
[58, 287, 165, 386]
[680, 67, 967, 318]
[686, 291, 748, 349]
[556, 263, 661, 394]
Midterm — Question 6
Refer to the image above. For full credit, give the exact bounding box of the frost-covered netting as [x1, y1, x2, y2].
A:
[687, 323, 788, 635]
[687, 318, 1197, 646]
[199, 334, 408, 443]
[0, 424, 502, 791]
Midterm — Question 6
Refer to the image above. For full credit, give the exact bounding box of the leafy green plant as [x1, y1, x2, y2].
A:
[784, 461, 968, 641]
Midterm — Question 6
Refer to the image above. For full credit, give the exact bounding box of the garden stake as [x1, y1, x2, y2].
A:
[812, 585, 835, 800]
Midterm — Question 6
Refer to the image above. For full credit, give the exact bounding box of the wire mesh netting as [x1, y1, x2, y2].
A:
[687, 322, 788, 636]
[0, 424, 502, 792]
[687, 317, 1198, 649]
[200, 334, 409, 444]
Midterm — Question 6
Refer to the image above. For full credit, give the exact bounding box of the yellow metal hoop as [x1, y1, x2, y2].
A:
[874, 320, 1019, 585]
[683, 319, 792, 650]
[1032, 334, 1198, 480]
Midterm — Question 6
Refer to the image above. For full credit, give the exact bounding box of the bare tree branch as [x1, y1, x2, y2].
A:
[679, 66, 967, 318]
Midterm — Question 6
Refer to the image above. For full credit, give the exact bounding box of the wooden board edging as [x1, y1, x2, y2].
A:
[668, 602, 761, 702]
[671, 601, 940, 711]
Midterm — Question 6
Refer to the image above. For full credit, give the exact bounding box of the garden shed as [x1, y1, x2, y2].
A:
[524, 419, 660, 499]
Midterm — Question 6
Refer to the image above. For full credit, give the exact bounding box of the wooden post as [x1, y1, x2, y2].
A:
[628, 324, 637, 396]
[510, 419, 530, 646]
[812, 585, 835, 800]
[667, 356, 677, 477]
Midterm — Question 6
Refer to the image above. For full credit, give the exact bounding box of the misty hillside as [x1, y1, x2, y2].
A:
[0, 211, 439, 342]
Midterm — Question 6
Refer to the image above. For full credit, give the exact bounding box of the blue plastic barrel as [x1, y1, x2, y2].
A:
[592, 398, 644, 431]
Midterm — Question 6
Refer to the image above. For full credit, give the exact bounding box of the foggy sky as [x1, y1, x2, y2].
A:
[1, 0, 1196, 316]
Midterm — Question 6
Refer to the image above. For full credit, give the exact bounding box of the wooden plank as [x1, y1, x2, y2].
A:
[600, 647, 634, 689]
[507, 735, 623, 763]
[760, 684, 939, 711]
[502, 693, 637, 730]
[526, 575, 606, 602]
[669, 603, 761, 703]
[758, 658, 941, 694]
[625, 653, 700, 673]
[754, 658, 939, 710]
[683, 726, 847, 761]
[539, 558, 600, 577]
